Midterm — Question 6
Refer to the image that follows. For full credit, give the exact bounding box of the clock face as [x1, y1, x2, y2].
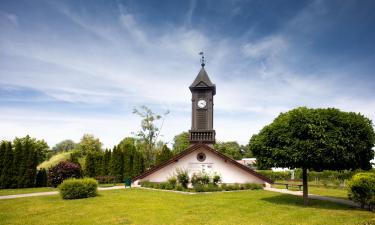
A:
[197, 99, 207, 108]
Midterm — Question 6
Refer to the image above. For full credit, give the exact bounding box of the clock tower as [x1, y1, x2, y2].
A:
[189, 54, 216, 145]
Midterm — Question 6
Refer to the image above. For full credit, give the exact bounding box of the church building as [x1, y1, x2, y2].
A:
[132, 55, 272, 187]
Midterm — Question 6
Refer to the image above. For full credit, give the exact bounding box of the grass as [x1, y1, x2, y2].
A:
[38, 151, 73, 169]
[0, 188, 374, 225]
[0, 187, 57, 196]
[272, 184, 349, 200]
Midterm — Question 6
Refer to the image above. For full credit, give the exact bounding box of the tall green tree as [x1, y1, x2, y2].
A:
[77, 134, 102, 155]
[156, 145, 173, 165]
[133, 106, 169, 168]
[172, 132, 190, 154]
[118, 137, 136, 179]
[0, 142, 13, 188]
[102, 149, 112, 176]
[110, 146, 124, 182]
[0, 141, 5, 177]
[249, 107, 375, 206]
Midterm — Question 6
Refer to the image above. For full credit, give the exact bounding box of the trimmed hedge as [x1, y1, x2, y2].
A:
[59, 178, 98, 199]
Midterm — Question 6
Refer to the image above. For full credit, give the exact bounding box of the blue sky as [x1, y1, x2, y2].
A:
[0, 0, 375, 149]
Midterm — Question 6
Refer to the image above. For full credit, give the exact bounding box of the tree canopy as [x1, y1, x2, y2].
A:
[172, 132, 190, 154]
[77, 134, 102, 155]
[249, 107, 375, 205]
[52, 140, 76, 152]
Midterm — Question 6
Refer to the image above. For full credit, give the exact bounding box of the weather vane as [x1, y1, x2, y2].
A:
[199, 51, 205, 67]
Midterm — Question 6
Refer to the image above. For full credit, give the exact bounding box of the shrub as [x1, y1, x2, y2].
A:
[167, 176, 177, 188]
[348, 172, 375, 210]
[35, 168, 48, 187]
[194, 184, 205, 192]
[59, 178, 98, 199]
[191, 172, 210, 186]
[213, 174, 221, 185]
[176, 168, 189, 188]
[48, 161, 82, 187]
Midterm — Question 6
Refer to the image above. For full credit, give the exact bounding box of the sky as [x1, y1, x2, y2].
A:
[0, 0, 375, 149]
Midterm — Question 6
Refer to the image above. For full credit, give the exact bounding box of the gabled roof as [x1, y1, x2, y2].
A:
[132, 143, 273, 184]
[189, 67, 216, 94]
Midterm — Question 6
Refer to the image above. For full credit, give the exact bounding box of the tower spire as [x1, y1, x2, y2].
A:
[199, 51, 205, 67]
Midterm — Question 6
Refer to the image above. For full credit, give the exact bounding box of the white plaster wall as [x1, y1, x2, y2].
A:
[134, 147, 268, 185]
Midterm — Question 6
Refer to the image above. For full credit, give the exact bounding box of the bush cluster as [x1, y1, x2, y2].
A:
[59, 178, 98, 199]
[48, 161, 82, 187]
[140, 181, 263, 192]
[348, 172, 375, 211]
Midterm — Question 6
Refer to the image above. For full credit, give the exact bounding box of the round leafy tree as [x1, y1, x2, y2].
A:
[249, 107, 375, 205]
[48, 161, 82, 187]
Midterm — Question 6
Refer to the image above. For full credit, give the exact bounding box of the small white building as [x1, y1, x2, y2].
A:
[132, 143, 272, 186]
[132, 59, 272, 187]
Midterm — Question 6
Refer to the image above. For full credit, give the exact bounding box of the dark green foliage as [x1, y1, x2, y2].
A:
[0, 142, 5, 178]
[110, 145, 124, 182]
[249, 107, 375, 205]
[256, 170, 291, 181]
[52, 140, 76, 152]
[59, 178, 98, 199]
[214, 141, 243, 160]
[85, 151, 103, 178]
[119, 137, 136, 178]
[156, 145, 173, 165]
[176, 169, 189, 188]
[48, 161, 82, 187]
[0, 141, 13, 188]
[213, 174, 221, 185]
[36, 169, 48, 187]
[102, 149, 112, 176]
[191, 172, 210, 186]
[95, 175, 116, 184]
[250, 107, 375, 172]
[172, 132, 190, 154]
[348, 173, 375, 210]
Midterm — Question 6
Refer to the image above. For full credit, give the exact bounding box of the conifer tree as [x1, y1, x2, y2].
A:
[110, 146, 124, 182]
[0, 141, 6, 177]
[12, 138, 24, 188]
[102, 149, 111, 175]
[24, 148, 37, 187]
[0, 142, 13, 188]
[85, 152, 96, 177]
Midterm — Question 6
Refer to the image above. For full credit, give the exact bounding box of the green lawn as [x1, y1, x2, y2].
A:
[272, 184, 349, 200]
[0, 187, 57, 196]
[0, 189, 373, 225]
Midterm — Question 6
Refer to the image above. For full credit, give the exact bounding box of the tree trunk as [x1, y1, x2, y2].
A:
[302, 167, 308, 206]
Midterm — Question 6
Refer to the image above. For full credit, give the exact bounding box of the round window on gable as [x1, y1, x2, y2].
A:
[197, 152, 206, 162]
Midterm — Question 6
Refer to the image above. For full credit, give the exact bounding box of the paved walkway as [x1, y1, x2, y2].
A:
[0, 186, 125, 200]
[264, 187, 359, 207]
